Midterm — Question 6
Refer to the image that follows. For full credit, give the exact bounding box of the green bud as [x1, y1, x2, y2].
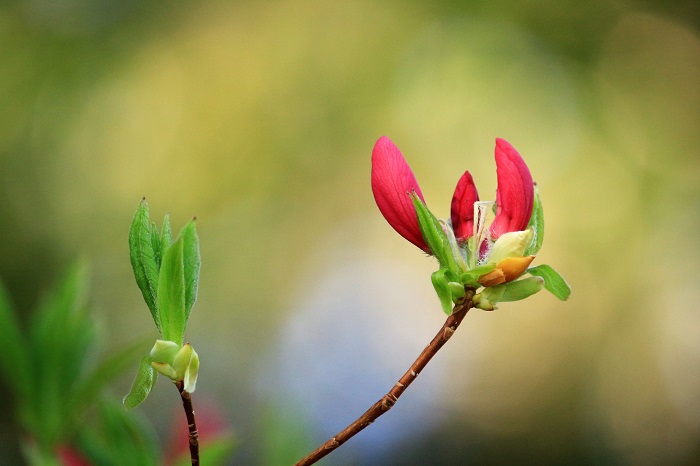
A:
[149, 339, 179, 365]
[151, 361, 177, 380]
[474, 285, 506, 310]
[183, 347, 199, 393]
[172, 343, 193, 380]
[448, 282, 465, 301]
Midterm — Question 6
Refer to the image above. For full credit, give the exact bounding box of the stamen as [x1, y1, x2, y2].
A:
[472, 201, 495, 268]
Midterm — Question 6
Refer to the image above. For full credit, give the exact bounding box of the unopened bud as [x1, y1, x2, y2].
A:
[488, 228, 533, 265]
[149, 340, 179, 364]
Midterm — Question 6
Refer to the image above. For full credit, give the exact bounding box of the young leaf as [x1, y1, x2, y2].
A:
[527, 264, 571, 301]
[161, 213, 173, 253]
[158, 236, 187, 344]
[524, 186, 544, 256]
[180, 220, 200, 322]
[411, 194, 458, 272]
[123, 356, 157, 410]
[129, 199, 161, 332]
[431, 269, 453, 315]
[499, 277, 545, 302]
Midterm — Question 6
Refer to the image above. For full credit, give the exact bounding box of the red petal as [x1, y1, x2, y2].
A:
[450, 170, 479, 243]
[371, 136, 430, 252]
[490, 138, 534, 239]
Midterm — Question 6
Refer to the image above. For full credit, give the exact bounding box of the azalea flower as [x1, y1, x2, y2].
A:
[371, 136, 570, 312]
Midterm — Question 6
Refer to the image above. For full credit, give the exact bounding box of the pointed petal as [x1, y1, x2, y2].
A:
[490, 138, 534, 239]
[371, 136, 429, 252]
[450, 171, 479, 243]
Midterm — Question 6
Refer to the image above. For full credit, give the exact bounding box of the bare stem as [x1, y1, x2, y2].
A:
[294, 290, 475, 466]
[176, 380, 200, 465]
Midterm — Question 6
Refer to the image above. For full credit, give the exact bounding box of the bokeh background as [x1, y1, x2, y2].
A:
[1, 0, 700, 464]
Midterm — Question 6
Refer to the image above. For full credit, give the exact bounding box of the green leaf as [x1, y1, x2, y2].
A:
[431, 269, 453, 315]
[524, 185, 544, 256]
[180, 220, 200, 322]
[161, 213, 173, 252]
[158, 236, 187, 344]
[71, 338, 150, 417]
[123, 356, 157, 410]
[78, 398, 161, 466]
[129, 199, 161, 332]
[0, 282, 30, 398]
[527, 264, 571, 301]
[411, 194, 458, 272]
[499, 277, 545, 302]
[26, 261, 94, 447]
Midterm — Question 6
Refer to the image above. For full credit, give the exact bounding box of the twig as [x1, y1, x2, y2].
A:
[295, 290, 475, 466]
[176, 380, 200, 465]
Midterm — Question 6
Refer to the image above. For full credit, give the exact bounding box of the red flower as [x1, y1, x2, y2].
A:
[371, 136, 429, 252]
[371, 136, 533, 252]
[489, 138, 534, 239]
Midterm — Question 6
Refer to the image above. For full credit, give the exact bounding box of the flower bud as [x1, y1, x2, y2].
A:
[152, 361, 177, 379]
[172, 343, 194, 381]
[150, 340, 180, 364]
[488, 228, 533, 265]
[183, 347, 199, 393]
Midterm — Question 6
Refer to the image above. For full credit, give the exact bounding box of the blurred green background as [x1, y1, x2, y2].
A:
[1, 0, 700, 464]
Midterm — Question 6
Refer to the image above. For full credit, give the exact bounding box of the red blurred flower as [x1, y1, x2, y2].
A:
[56, 445, 91, 466]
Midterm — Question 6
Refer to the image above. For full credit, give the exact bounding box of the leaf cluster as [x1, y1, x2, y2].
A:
[129, 198, 200, 345]
[0, 263, 146, 461]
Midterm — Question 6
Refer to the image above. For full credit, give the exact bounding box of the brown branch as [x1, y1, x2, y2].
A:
[176, 380, 200, 465]
[294, 290, 475, 466]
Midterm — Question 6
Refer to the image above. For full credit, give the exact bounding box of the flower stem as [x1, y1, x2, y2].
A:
[294, 290, 475, 466]
[176, 380, 200, 465]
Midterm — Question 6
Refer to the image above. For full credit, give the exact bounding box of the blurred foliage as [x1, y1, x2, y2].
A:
[0, 263, 150, 463]
[1, 0, 699, 464]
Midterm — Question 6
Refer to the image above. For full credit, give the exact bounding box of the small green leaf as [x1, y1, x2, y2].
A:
[527, 264, 571, 301]
[129, 199, 161, 332]
[499, 276, 545, 302]
[123, 356, 157, 409]
[158, 236, 187, 344]
[411, 194, 458, 272]
[161, 213, 172, 252]
[524, 186, 544, 256]
[180, 220, 200, 322]
[459, 263, 496, 286]
[431, 269, 453, 315]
